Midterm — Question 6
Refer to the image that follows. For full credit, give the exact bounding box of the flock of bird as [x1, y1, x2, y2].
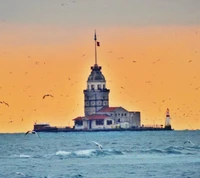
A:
[24, 130, 104, 151]
[23, 131, 198, 152]
[0, 94, 53, 109]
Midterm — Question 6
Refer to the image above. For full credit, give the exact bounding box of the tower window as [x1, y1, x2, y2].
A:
[98, 84, 101, 90]
[103, 84, 105, 89]
[91, 85, 94, 90]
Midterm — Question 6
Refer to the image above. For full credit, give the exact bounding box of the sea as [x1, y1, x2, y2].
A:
[0, 131, 200, 178]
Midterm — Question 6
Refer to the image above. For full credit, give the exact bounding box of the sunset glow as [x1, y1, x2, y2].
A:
[0, 1, 200, 132]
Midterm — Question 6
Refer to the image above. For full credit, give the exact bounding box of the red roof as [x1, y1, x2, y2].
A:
[87, 114, 109, 120]
[73, 116, 84, 121]
[97, 107, 119, 112]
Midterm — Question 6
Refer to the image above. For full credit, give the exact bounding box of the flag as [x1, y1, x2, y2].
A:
[97, 41, 100, 46]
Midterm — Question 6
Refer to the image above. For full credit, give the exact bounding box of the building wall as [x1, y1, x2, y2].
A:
[91, 117, 114, 129]
[84, 89, 110, 116]
[97, 107, 141, 128]
[74, 124, 84, 130]
[127, 112, 141, 127]
[74, 118, 115, 130]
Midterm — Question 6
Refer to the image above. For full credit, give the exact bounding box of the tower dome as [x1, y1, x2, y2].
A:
[87, 64, 105, 82]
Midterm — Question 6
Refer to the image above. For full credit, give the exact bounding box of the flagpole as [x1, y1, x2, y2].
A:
[94, 29, 97, 65]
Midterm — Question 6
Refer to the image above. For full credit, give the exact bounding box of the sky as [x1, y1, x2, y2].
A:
[0, 0, 200, 133]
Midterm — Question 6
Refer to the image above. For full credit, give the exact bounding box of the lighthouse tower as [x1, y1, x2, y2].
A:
[83, 31, 110, 116]
[165, 108, 172, 130]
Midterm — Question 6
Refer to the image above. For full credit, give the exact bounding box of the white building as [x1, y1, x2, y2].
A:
[73, 32, 141, 130]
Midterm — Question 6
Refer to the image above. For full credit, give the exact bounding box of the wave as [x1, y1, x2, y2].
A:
[13, 154, 31, 158]
[140, 145, 199, 155]
[55, 148, 123, 158]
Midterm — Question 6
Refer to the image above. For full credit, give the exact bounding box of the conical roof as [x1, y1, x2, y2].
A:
[87, 64, 105, 82]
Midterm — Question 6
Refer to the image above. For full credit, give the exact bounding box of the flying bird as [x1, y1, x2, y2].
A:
[153, 59, 160, 64]
[0, 101, 9, 107]
[42, 94, 53, 99]
[184, 140, 194, 145]
[25, 130, 40, 138]
[91, 141, 103, 152]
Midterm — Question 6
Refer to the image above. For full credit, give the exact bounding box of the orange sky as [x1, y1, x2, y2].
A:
[0, 24, 200, 132]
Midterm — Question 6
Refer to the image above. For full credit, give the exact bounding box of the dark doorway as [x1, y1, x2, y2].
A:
[89, 120, 92, 129]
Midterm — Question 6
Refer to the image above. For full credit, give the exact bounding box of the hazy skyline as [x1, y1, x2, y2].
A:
[0, 0, 200, 132]
[1, 0, 200, 26]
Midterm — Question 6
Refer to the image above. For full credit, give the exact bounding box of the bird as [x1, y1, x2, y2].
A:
[91, 141, 103, 152]
[184, 140, 194, 145]
[0, 101, 9, 107]
[25, 130, 40, 138]
[153, 59, 160, 64]
[42, 94, 53, 99]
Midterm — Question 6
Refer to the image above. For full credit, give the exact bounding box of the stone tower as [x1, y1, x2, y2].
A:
[83, 31, 110, 116]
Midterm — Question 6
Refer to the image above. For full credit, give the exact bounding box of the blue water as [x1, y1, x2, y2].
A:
[0, 131, 200, 178]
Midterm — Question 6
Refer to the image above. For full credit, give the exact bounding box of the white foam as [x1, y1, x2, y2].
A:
[56, 151, 71, 156]
[75, 149, 95, 156]
[17, 154, 31, 158]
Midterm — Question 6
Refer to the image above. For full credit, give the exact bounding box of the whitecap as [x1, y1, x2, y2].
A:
[15, 172, 26, 177]
[13, 154, 31, 158]
[56, 151, 71, 156]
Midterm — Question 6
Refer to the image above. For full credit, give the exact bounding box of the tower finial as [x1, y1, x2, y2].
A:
[94, 29, 97, 41]
[94, 29, 97, 65]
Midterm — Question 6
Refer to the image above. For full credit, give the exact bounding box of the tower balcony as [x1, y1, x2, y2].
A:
[83, 88, 110, 93]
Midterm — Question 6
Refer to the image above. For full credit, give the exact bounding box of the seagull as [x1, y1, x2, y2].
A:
[153, 59, 160, 64]
[25, 130, 40, 139]
[184, 140, 194, 145]
[91, 141, 103, 152]
[0, 101, 9, 107]
[3, 101, 9, 107]
[42, 94, 53, 99]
